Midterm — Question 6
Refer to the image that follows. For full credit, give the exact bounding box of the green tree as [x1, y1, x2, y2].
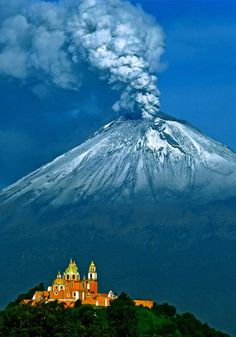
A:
[153, 302, 176, 317]
[107, 292, 138, 337]
[74, 299, 82, 308]
[176, 312, 230, 337]
[6, 283, 45, 309]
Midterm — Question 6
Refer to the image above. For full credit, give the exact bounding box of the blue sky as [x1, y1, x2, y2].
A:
[135, 0, 236, 146]
[0, 0, 235, 188]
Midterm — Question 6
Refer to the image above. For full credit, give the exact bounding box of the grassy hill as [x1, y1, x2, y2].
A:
[0, 285, 230, 337]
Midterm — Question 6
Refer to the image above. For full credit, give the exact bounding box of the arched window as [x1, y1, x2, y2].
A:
[90, 273, 92, 279]
[72, 275, 75, 280]
[67, 275, 69, 280]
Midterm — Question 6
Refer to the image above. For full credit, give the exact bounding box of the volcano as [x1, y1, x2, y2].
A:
[1, 112, 236, 206]
[0, 113, 236, 334]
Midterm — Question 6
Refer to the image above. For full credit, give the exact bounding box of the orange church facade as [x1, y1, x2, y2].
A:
[29, 259, 153, 308]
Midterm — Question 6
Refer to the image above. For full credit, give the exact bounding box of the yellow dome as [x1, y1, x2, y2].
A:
[53, 277, 66, 285]
[53, 271, 66, 285]
[64, 259, 79, 277]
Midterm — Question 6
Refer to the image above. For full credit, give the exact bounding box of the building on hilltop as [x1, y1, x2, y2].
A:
[27, 259, 153, 308]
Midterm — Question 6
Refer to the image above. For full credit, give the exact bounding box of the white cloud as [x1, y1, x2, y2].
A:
[0, 0, 165, 119]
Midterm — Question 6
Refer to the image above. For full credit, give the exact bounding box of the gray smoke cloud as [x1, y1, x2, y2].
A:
[0, 0, 165, 119]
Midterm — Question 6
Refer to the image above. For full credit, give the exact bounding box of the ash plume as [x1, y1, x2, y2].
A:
[0, 0, 165, 119]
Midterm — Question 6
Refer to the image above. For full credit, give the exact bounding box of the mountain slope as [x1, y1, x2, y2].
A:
[1, 113, 236, 208]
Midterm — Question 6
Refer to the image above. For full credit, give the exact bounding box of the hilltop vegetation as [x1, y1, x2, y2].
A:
[0, 285, 230, 337]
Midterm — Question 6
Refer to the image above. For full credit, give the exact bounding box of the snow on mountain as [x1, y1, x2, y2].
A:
[1, 112, 236, 207]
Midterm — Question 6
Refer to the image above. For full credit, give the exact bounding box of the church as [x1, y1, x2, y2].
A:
[29, 259, 153, 308]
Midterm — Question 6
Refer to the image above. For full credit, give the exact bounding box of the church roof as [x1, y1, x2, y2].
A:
[53, 277, 66, 285]
[53, 271, 66, 285]
[64, 259, 79, 275]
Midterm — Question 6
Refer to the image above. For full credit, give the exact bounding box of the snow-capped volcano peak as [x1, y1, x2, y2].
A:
[1, 113, 236, 206]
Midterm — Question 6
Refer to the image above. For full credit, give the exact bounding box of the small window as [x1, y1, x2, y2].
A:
[67, 275, 69, 280]
[54, 291, 58, 296]
[73, 292, 76, 297]
[67, 293, 70, 297]
[72, 275, 75, 280]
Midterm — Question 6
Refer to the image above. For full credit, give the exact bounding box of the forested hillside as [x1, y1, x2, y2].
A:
[0, 285, 230, 337]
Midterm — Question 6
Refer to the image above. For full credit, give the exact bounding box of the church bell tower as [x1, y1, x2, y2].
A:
[88, 260, 97, 280]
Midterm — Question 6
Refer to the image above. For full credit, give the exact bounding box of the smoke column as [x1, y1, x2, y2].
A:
[0, 0, 165, 119]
